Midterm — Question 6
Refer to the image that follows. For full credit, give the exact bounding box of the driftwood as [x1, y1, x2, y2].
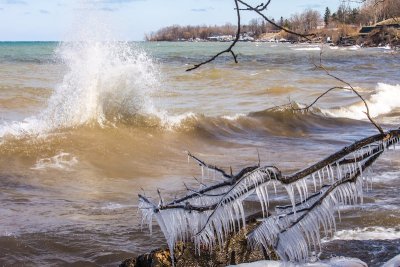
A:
[138, 129, 400, 264]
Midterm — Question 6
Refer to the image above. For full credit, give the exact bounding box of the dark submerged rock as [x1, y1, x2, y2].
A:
[321, 239, 400, 267]
[120, 213, 278, 267]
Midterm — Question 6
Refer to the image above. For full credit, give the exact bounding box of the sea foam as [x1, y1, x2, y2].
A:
[322, 83, 400, 122]
[227, 257, 367, 267]
[31, 152, 78, 170]
[292, 46, 321, 51]
[329, 226, 400, 241]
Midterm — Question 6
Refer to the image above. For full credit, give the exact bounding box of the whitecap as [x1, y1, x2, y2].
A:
[348, 45, 361, 51]
[100, 202, 137, 210]
[328, 227, 400, 241]
[321, 83, 400, 121]
[31, 152, 78, 171]
[222, 113, 246, 121]
[227, 256, 367, 267]
[292, 47, 321, 51]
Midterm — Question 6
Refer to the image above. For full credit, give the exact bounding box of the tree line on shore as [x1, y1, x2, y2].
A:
[145, 0, 400, 42]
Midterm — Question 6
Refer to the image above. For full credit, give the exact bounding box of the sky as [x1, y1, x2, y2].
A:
[0, 0, 358, 41]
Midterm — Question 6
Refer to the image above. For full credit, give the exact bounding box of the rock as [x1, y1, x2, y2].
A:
[119, 258, 136, 267]
[321, 239, 400, 266]
[121, 213, 278, 267]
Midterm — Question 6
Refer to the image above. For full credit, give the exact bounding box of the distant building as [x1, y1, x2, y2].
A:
[359, 24, 400, 36]
[208, 35, 234, 42]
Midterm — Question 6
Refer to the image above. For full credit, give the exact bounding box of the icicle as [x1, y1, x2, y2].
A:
[261, 185, 269, 215]
[302, 179, 308, 200]
[256, 187, 266, 217]
[261, 183, 270, 210]
[317, 170, 322, 187]
[249, 168, 366, 263]
[312, 173, 317, 192]
[140, 131, 400, 264]
[295, 181, 304, 203]
[370, 172, 373, 191]
[284, 184, 296, 214]
[328, 165, 335, 181]
[336, 162, 342, 181]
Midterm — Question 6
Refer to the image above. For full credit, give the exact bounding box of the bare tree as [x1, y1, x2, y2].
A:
[358, 0, 400, 25]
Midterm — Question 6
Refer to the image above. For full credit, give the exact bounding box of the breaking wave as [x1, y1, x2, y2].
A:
[0, 23, 398, 142]
[291, 46, 321, 51]
[322, 83, 400, 122]
[0, 39, 161, 138]
[330, 227, 400, 241]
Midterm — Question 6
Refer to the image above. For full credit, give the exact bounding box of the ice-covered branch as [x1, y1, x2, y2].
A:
[248, 151, 382, 262]
[138, 129, 400, 264]
[187, 151, 233, 179]
[187, 151, 259, 182]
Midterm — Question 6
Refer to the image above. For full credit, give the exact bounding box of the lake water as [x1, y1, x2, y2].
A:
[0, 41, 399, 266]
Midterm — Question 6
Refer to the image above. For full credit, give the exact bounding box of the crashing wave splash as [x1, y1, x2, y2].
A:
[0, 39, 161, 138]
[322, 83, 400, 121]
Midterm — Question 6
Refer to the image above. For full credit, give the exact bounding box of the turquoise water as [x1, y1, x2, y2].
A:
[0, 41, 57, 63]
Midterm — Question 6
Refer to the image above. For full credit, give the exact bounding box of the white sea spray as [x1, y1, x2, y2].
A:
[322, 83, 400, 121]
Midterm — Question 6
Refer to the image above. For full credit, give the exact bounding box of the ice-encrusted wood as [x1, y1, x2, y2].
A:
[194, 166, 280, 251]
[137, 130, 400, 264]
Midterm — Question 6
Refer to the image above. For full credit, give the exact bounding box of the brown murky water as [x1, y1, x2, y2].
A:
[0, 41, 399, 266]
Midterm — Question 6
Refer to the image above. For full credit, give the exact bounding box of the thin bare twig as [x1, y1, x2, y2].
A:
[237, 0, 315, 40]
[292, 86, 348, 111]
[187, 0, 315, 71]
[187, 151, 232, 179]
[293, 50, 384, 134]
[317, 64, 384, 134]
[239, 0, 271, 11]
[186, 0, 241, 71]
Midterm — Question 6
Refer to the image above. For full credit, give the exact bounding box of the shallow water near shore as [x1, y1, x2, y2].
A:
[0, 40, 400, 266]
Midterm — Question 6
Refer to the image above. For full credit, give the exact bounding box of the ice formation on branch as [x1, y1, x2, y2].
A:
[138, 129, 400, 264]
